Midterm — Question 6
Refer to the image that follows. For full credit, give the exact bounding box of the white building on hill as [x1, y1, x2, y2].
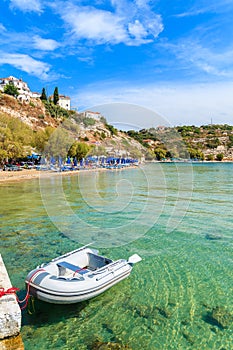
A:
[83, 111, 102, 120]
[58, 95, 70, 110]
[0, 76, 32, 102]
[31, 91, 41, 99]
[0, 76, 72, 109]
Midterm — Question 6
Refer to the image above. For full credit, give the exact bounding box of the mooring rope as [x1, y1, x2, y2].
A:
[0, 268, 45, 311]
[0, 287, 20, 297]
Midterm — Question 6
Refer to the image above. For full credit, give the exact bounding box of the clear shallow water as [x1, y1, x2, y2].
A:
[0, 163, 233, 349]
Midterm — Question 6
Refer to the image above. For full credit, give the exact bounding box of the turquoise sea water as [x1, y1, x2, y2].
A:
[0, 163, 233, 349]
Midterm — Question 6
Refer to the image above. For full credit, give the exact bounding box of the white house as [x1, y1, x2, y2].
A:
[83, 111, 102, 120]
[0, 76, 32, 102]
[0, 76, 72, 108]
[58, 95, 70, 110]
[31, 92, 41, 99]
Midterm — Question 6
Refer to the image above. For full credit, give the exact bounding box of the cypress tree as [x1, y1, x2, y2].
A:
[40, 87, 47, 101]
[53, 87, 59, 105]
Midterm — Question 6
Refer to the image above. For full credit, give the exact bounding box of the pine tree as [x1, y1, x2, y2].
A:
[53, 87, 59, 105]
[4, 83, 19, 98]
[40, 87, 47, 101]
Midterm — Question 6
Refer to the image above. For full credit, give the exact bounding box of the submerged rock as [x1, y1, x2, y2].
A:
[205, 233, 222, 241]
[155, 306, 172, 319]
[182, 330, 195, 345]
[129, 302, 174, 321]
[102, 323, 114, 335]
[181, 319, 190, 326]
[205, 306, 233, 329]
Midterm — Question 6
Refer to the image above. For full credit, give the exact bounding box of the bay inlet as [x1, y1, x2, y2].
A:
[0, 163, 232, 349]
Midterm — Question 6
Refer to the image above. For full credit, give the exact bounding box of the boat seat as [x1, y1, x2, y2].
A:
[57, 261, 89, 275]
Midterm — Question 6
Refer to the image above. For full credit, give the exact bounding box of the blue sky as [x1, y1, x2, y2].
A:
[1, 0, 233, 128]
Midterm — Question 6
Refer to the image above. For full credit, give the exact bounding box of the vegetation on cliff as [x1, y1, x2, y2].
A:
[0, 112, 34, 162]
[127, 124, 233, 161]
[0, 93, 145, 164]
[1, 90, 233, 163]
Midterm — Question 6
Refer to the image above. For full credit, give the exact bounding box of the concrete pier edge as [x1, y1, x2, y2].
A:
[0, 254, 22, 340]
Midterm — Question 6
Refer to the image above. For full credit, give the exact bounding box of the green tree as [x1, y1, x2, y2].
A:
[206, 138, 220, 149]
[68, 141, 91, 161]
[40, 87, 47, 101]
[43, 100, 69, 119]
[154, 147, 167, 160]
[145, 150, 155, 160]
[0, 149, 8, 165]
[189, 148, 204, 160]
[53, 87, 59, 105]
[46, 128, 72, 159]
[206, 154, 214, 161]
[100, 132, 106, 139]
[34, 126, 54, 152]
[0, 112, 34, 162]
[105, 123, 118, 136]
[166, 151, 173, 159]
[62, 119, 79, 134]
[88, 145, 106, 157]
[4, 83, 19, 98]
[4, 140, 24, 160]
[216, 153, 224, 161]
[227, 135, 233, 148]
[100, 116, 107, 124]
[83, 117, 96, 127]
[195, 149, 204, 160]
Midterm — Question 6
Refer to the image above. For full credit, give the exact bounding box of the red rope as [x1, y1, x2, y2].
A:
[17, 268, 45, 310]
[0, 287, 20, 298]
[73, 267, 86, 277]
[0, 268, 45, 311]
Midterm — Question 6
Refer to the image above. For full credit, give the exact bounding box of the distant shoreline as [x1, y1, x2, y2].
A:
[157, 160, 233, 163]
[0, 161, 232, 184]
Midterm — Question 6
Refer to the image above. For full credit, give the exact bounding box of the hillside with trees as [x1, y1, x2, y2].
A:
[1, 87, 233, 165]
[127, 124, 233, 161]
[0, 92, 146, 165]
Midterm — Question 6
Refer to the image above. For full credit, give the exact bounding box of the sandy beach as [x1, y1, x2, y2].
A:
[0, 168, 100, 183]
[0, 169, 70, 183]
[0, 166, 134, 184]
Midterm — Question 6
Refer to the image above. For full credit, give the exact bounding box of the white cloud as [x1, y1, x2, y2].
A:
[53, 1, 163, 46]
[0, 23, 6, 31]
[0, 53, 51, 80]
[32, 35, 60, 51]
[0, 29, 60, 54]
[135, 0, 150, 7]
[72, 81, 233, 127]
[128, 20, 148, 40]
[175, 0, 233, 17]
[9, 0, 43, 13]
[65, 6, 128, 44]
[161, 40, 233, 78]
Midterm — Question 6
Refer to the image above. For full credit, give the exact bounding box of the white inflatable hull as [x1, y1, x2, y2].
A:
[25, 246, 141, 304]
